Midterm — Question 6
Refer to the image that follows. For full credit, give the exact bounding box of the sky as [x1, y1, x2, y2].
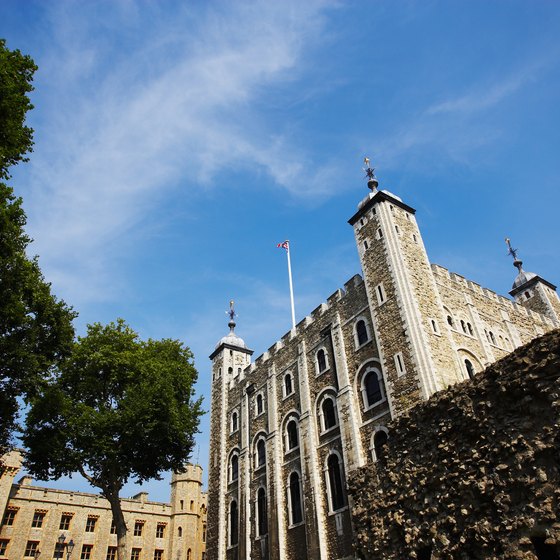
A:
[2, 0, 560, 502]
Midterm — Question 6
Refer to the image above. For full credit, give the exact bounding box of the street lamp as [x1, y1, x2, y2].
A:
[57, 535, 75, 560]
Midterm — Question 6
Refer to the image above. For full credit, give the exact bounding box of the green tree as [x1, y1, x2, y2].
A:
[23, 319, 204, 560]
[0, 38, 37, 179]
[0, 39, 75, 452]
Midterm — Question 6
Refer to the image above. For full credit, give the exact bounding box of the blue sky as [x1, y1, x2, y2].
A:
[3, 0, 560, 501]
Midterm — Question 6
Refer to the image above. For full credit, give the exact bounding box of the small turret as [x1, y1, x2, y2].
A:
[506, 238, 560, 326]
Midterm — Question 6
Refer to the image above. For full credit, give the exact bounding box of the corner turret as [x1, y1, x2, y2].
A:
[506, 238, 560, 326]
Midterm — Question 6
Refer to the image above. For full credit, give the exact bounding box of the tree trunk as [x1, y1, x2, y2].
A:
[104, 484, 128, 560]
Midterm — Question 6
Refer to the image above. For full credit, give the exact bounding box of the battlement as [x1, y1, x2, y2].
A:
[247, 274, 364, 368]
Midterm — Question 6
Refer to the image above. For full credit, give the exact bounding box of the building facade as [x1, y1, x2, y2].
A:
[0, 450, 207, 560]
[206, 168, 560, 560]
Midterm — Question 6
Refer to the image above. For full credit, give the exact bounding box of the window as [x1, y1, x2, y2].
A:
[431, 319, 439, 334]
[186, 551, 191, 560]
[465, 359, 475, 380]
[134, 521, 144, 536]
[316, 349, 327, 373]
[284, 373, 293, 396]
[376, 228, 383, 239]
[229, 500, 238, 546]
[394, 352, 406, 376]
[231, 411, 238, 433]
[2, 508, 17, 526]
[156, 523, 166, 538]
[81, 545, 93, 560]
[256, 438, 266, 469]
[60, 513, 73, 530]
[286, 419, 299, 451]
[362, 368, 385, 409]
[107, 547, 117, 560]
[130, 549, 141, 560]
[256, 393, 264, 415]
[190, 500, 194, 511]
[363, 240, 368, 251]
[31, 510, 45, 528]
[356, 319, 369, 346]
[85, 516, 97, 532]
[230, 452, 239, 482]
[321, 397, 337, 431]
[153, 551, 163, 560]
[178, 527, 182, 537]
[110, 520, 117, 534]
[467, 323, 474, 336]
[25, 541, 39, 558]
[0, 540, 8, 556]
[202, 523, 207, 542]
[327, 454, 346, 511]
[376, 283, 386, 304]
[54, 542, 66, 559]
[180, 499, 184, 510]
[447, 315, 453, 327]
[288, 472, 303, 525]
[257, 488, 268, 537]
[373, 429, 388, 461]
[460, 320, 467, 333]
[489, 331, 496, 344]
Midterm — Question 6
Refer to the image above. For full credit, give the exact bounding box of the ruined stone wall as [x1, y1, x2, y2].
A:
[349, 329, 560, 560]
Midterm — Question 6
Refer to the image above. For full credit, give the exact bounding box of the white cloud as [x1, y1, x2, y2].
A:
[20, 0, 337, 305]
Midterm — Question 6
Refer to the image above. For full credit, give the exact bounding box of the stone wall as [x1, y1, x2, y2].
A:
[349, 329, 560, 560]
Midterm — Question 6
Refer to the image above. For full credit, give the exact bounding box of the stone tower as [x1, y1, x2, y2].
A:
[207, 302, 253, 560]
[506, 238, 560, 326]
[169, 464, 206, 560]
[348, 163, 464, 415]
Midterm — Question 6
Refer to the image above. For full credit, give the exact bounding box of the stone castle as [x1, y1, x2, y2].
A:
[0, 450, 207, 560]
[206, 165, 560, 560]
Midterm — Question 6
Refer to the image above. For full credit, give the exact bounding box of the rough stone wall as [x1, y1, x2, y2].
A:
[0, 457, 207, 560]
[349, 329, 560, 560]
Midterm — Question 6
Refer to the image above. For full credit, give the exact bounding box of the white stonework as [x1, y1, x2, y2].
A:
[206, 181, 560, 560]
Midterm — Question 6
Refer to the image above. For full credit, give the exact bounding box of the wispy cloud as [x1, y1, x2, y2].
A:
[374, 60, 547, 170]
[20, 0, 337, 305]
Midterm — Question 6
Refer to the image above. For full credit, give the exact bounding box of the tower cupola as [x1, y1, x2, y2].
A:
[209, 301, 253, 360]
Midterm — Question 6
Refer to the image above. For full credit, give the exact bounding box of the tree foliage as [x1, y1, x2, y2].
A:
[23, 319, 204, 560]
[0, 38, 37, 179]
[0, 39, 75, 452]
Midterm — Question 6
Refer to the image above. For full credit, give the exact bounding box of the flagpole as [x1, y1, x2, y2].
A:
[286, 243, 296, 329]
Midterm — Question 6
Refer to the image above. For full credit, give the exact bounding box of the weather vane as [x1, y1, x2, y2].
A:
[363, 156, 379, 191]
[228, 300, 236, 322]
[505, 238, 518, 261]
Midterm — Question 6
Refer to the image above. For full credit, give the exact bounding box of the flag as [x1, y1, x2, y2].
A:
[277, 240, 289, 251]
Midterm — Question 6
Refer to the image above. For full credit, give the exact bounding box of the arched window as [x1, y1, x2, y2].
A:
[230, 453, 239, 482]
[256, 393, 264, 415]
[467, 323, 474, 336]
[460, 320, 467, 333]
[229, 500, 238, 546]
[286, 419, 299, 451]
[231, 411, 238, 433]
[327, 454, 345, 511]
[447, 315, 454, 327]
[362, 369, 384, 409]
[186, 549, 192, 560]
[356, 320, 368, 346]
[284, 373, 293, 397]
[465, 359, 475, 380]
[257, 488, 268, 536]
[489, 331, 496, 344]
[321, 398, 337, 431]
[178, 526, 182, 537]
[373, 429, 388, 461]
[256, 438, 266, 469]
[288, 472, 303, 525]
[317, 349, 327, 373]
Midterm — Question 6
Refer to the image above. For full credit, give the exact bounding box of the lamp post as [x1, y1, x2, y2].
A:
[57, 535, 75, 560]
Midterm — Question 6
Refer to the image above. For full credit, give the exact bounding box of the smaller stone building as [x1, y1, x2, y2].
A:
[0, 451, 207, 560]
[349, 328, 560, 560]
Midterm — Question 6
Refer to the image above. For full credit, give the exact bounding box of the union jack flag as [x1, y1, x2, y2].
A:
[277, 240, 289, 251]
